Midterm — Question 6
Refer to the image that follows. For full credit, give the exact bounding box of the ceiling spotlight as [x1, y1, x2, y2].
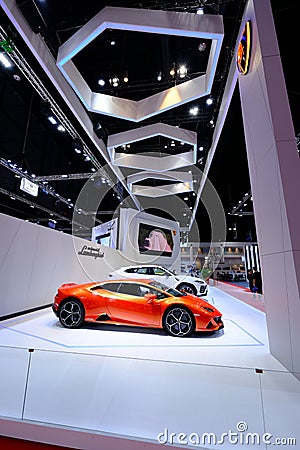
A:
[157, 72, 162, 81]
[196, 7, 204, 15]
[123, 73, 129, 83]
[198, 42, 207, 52]
[177, 65, 187, 78]
[110, 40, 116, 46]
[110, 76, 119, 87]
[0, 52, 12, 68]
[57, 124, 65, 132]
[189, 106, 199, 116]
[91, 168, 96, 172]
[199, 146, 204, 151]
[206, 97, 213, 105]
[72, 138, 83, 154]
[98, 78, 105, 86]
[84, 155, 91, 162]
[170, 65, 176, 77]
[48, 116, 57, 125]
[13, 74, 21, 81]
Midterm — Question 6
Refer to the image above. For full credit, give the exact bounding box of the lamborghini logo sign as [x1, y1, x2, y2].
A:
[237, 21, 252, 75]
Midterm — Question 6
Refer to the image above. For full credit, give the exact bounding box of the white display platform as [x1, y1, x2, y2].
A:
[0, 287, 299, 450]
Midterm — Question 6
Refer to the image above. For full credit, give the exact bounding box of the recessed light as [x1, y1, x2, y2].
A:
[98, 79, 105, 86]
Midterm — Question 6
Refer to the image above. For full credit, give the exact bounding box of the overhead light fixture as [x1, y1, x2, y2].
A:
[84, 155, 91, 161]
[98, 78, 105, 86]
[109, 76, 119, 87]
[0, 52, 12, 68]
[91, 168, 96, 172]
[177, 65, 187, 78]
[72, 138, 83, 154]
[170, 65, 176, 77]
[48, 116, 57, 125]
[190, 106, 199, 116]
[196, 7, 204, 15]
[157, 71, 162, 81]
[199, 146, 204, 151]
[123, 73, 129, 83]
[198, 42, 207, 52]
[206, 97, 213, 105]
[57, 124, 65, 132]
[110, 40, 116, 46]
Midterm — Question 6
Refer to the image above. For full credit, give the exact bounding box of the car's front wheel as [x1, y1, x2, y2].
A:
[163, 306, 195, 337]
[58, 298, 85, 329]
[177, 283, 197, 295]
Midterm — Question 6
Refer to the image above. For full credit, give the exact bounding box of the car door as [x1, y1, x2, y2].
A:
[106, 282, 161, 326]
[88, 282, 121, 320]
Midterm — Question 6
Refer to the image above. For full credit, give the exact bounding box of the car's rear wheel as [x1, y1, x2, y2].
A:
[58, 298, 84, 329]
[163, 306, 195, 337]
[177, 283, 197, 295]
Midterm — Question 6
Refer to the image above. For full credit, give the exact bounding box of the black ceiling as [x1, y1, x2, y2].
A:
[0, 0, 299, 241]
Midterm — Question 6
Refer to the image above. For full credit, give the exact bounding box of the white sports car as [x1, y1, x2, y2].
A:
[108, 265, 208, 296]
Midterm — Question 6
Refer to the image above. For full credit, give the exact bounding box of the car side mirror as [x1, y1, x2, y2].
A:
[144, 293, 157, 303]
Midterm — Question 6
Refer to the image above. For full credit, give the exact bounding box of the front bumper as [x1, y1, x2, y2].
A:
[195, 314, 224, 332]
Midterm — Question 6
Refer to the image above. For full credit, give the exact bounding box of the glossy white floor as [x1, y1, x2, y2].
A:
[0, 287, 299, 449]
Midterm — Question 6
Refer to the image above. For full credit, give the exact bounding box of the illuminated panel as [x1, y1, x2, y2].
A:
[237, 21, 252, 75]
[57, 6, 224, 122]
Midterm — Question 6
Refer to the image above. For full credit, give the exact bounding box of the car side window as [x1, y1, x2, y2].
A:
[136, 267, 148, 274]
[153, 267, 167, 276]
[99, 282, 121, 293]
[125, 268, 137, 273]
[139, 284, 167, 299]
[118, 283, 143, 297]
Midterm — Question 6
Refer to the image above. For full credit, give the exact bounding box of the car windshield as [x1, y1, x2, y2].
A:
[149, 281, 186, 297]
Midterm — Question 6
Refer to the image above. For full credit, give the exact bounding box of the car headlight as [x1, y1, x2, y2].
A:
[200, 306, 215, 313]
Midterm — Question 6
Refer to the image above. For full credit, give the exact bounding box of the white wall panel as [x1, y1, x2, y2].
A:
[23, 350, 264, 448]
[0, 347, 30, 418]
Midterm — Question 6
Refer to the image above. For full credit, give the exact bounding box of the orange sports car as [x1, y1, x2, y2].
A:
[52, 279, 223, 337]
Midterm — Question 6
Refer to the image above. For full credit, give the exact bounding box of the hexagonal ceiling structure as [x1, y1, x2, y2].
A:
[57, 6, 224, 122]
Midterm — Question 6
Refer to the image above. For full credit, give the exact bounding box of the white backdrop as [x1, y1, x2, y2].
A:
[0, 211, 181, 318]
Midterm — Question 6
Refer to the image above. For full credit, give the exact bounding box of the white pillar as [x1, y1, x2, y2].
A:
[239, 0, 300, 375]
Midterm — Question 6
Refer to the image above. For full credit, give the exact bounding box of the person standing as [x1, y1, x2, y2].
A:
[247, 269, 254, 291]
[252, 266, 263, 294]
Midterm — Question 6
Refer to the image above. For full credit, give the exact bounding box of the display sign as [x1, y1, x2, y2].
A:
[237, 20, 252, 75]
[20, 177, 39, 197]
[138, 223, 174, 257]
[91, 218, 117, 248]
